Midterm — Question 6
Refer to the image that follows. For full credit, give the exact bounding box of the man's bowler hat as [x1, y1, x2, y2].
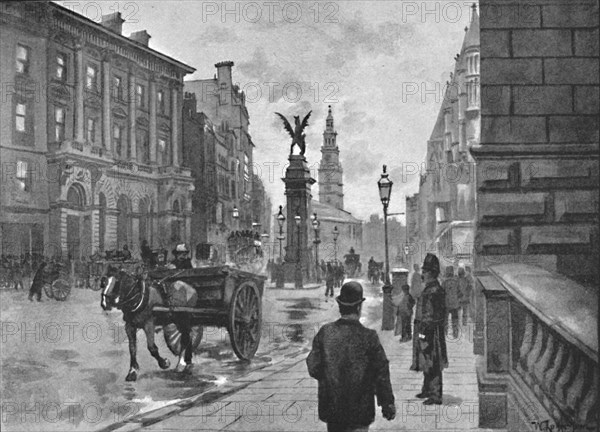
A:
[336, 281, 366, 306]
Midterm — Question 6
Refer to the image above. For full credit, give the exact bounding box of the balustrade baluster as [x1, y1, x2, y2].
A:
[524, 319, 544, 386]
[517, 313, 534, 377]
[577, 363, 598, 427]
[545, 341, 566, 395]
[554, 350, 576, 407]
[533, 328, 555, 383]
[566, 355, 588, 413]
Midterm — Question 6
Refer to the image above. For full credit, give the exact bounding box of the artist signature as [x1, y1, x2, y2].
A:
[531, 420, 595, 432]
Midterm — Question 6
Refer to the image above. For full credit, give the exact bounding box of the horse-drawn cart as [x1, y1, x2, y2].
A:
[148, 265, 266, 360]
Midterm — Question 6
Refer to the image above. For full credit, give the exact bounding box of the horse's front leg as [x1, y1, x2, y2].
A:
[125, 322, 139, 381]
[176, 322, 193, 373]
[144, 320, 170, 370]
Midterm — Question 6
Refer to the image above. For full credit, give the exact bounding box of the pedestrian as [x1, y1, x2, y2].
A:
[29, 261, 49, 302]
[413, 253, 448, 405]
[122, 244, 132, 261]
[394, 284, 415, 342]
[307, 281, 396, 431]
[169, 244, 193, 269]
[410, 263, 424, 370]
[442, 265, 460, 338]
[457, 267, 472, 325]
[325, 262, 335, 299]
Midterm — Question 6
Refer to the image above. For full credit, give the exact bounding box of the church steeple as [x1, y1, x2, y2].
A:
[325, 105, 335, 132]
[319, 106, 344, 209]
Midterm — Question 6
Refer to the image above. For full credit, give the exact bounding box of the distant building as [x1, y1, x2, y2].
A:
[183, 62, 270, 257]
[313, 106, 362, 261]
[0, 3, 195, 259]
[406, 8, 479, 268]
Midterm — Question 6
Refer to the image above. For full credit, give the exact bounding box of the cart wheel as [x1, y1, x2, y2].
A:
[228, 282, 262, 361]
[52, 279, 71, 301]
[44, 283, 54, 299]
[90, 277, 102, 291]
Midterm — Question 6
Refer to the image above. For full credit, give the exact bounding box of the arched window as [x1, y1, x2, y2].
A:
[117, 195, 130, 247]
[98, 193, 106, 251]
[67, 184, 86, 209]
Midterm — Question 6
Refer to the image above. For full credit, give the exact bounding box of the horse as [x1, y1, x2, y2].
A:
[100, 266, 199, 381]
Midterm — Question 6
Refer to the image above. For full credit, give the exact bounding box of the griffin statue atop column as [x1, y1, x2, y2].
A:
[275, 111, 312, 156]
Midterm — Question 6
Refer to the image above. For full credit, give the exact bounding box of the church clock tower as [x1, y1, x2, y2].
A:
[318, 106, 344, 209]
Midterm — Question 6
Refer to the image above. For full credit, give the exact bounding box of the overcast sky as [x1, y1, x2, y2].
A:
[59, 1, 475, 221]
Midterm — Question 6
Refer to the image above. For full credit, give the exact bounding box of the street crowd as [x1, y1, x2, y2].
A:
[306, 253, 475, 432]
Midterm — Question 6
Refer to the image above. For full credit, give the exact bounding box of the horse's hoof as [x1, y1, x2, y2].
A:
[159, 359, 170, 370]
[184, 363, 194, 374]
[125, 371, 138, 381]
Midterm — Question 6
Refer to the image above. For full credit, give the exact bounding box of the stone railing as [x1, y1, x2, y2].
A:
[476, 264, 597, 431]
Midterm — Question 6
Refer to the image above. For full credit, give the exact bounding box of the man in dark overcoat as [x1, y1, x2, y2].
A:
[413, 253, 448, 405]
[307, 281, 396, 431]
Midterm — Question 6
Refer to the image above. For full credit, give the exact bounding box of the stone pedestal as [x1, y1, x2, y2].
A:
[282, 155, 316, 286]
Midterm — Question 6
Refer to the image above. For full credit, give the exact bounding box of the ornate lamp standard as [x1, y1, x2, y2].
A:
[312, 212, 321, 283]
[378, 165, 395, 330]
[294, 212, 303, 289]
[276, 205, 285, 260]
[332, 225, 339, 263]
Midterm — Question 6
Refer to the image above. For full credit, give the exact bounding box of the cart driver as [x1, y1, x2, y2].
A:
[168, 243, 193, 270]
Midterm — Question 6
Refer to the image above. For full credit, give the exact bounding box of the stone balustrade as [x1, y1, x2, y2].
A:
[476, 264, 597, 431]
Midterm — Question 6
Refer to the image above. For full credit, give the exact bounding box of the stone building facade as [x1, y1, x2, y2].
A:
[183, 62, 271, 258]
[473, 1, 598, 430]
[406, 7, 480, 268]
[0, 3, 195, 259]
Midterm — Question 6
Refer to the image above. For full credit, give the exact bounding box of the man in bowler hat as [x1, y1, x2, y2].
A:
[307, 281, 396, 431]
[413, 253, 448, 405]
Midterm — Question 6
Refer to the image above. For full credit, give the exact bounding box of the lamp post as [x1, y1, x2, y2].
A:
[332, 225, 339, 263]
[276, 205, 285, 260]
[312, 212, 321, 283]
[378, 165, 393, 285]
[294, 212, 303, 289]
[378, 165, 394, 331]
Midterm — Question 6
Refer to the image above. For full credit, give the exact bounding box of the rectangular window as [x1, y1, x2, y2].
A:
[56, 53, 67, 81]
[86, 64, 97, 91]
[157, 90, 165, 114]
[158, 137, 169, 165]
[16, 160, 31, 192]
[136, 84, 145, 108]
[113, 76, 123, 101]
[16, 44, 30, 74]
[113, 125, 123, 158]
[55, 106, 65, 141]
[86, 117, 96, 143]
[15, 102, 26, 132]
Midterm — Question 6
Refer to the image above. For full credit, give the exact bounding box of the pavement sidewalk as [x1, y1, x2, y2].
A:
[120, 320, 496, 432]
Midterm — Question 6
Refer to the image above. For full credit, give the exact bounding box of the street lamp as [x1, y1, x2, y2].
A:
[332, 225, 339, 263]
[276, 205, 285, 260]
[312, 212, 321, 283]
[377, 165, 393, 285]
[294, 212, 303, 289]
[378, 165, 395, 331]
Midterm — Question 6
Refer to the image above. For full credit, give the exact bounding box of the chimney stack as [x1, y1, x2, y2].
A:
[101, 12, 124, 34]
[130, 30, 151, 46]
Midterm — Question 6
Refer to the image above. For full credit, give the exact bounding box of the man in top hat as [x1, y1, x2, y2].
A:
[412, 253, 448, 405]
[169, 244, 192, 270]
[307, 281, 396, 431]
